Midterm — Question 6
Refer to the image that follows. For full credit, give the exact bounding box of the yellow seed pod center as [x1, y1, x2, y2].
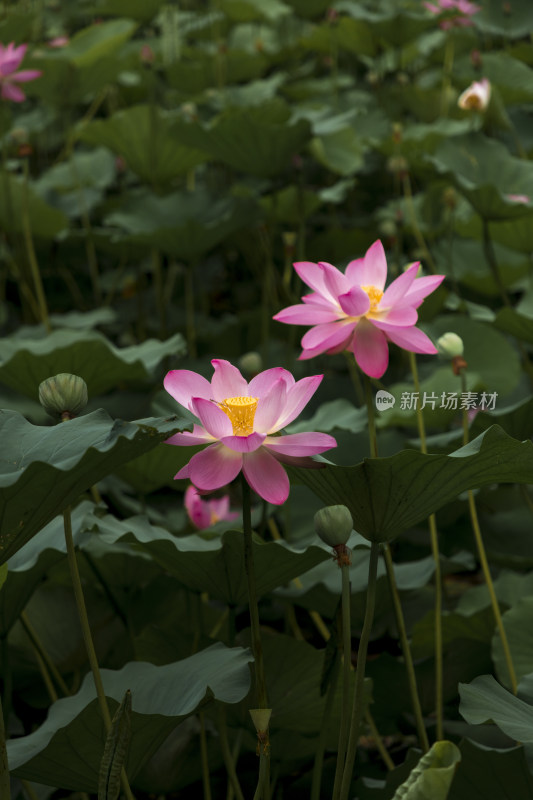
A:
[361, 284, 384, 312]
[219, 396, 258, 436]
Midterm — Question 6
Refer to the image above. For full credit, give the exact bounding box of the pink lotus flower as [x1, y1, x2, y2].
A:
[505, 194, 530, 205]
[273, 240, 445, 379]
[184, 485, 239, 529]
[458, 78, 491, 111]
[164, 360, 337, 505]
[0, 42, 41, 102]
[423, 0, 480, 28]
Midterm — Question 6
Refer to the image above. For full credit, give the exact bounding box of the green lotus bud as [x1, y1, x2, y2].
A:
[437, 332, 464, 359]
[314, 505, 353, 548]
[249, 708, 272, 733]
[238, 351, 262, 376]
[38, 373, 88, 419]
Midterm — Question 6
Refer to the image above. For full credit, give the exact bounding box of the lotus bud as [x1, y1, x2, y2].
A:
[238, 351, 262, 377]
[437, 332, 464, 359]
[314, 505, 353, 548]
[38, 373, 88, 420]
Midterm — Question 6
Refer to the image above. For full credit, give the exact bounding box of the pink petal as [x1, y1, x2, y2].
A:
[372, 306, 418, 327]
[185, 485, 212, 529]
[380, 324, 438, 355]
[350, 320, 389, 378]
[210, 496, 238, 522]
[175, 462, 190, 480]
[219, 432, 266, 452]
[380, 262, 419, 309]
[402, 275, 445, 308]
[273, 303, 340, 325]
[301, 320, 356, 352]
[0, 43, 26, 76]
[350, 240, 388, 290]
[265, 432, 337, 457]
[165, 424, 213, 446]
[318, 261, 349, 301]
[10, 69, 42, 83]
[276, 375, 324, 428]
[242, 448, 290, 504]
[164, 370, 212, 411]
[188, 443, 243, 491]
[211, 359, 248, 401]
[338, 286, 371, 317]
[293, 260, 329, 296]
[191, 397, 233, 439]
[301, 292, 336, 310]
[253, 379, 287, 433]
[249, 367, 294, 397]
[1, 82, 25, 102]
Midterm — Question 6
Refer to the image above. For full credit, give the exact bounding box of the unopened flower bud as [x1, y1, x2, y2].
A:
[437, 332, 464, 359]
[38, 373, 88, 419]
[249, 708, 272, 733]
[238, 351, 262, 377]
[314, 505, 353, 547]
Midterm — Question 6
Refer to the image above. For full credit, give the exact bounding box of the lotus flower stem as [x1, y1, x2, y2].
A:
[331, 563, 353, 799]
[242, 476, 270, 800]
[481, 219, 510, 307]
[62, 506, 137, 800]
[409, 351, 444, 741]
[22, 161, 50, 333]
[364, 372, 429, 752]
[20, 611, 71, 697]
[402, 173, 437, 274]
[0, 690, 10, 800]
[311, 656, 340, 800]
[337, 541, 379, 800]
[365, 710, 394, 771]
[217, 705, 245, 800]
[459, 372, 518, 694]
[199, 711, 213, 800]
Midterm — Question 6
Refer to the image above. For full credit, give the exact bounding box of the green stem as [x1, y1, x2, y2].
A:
[459, 373, 518, 694]
[199, 711, 212, 800]
[345, 352, 364, 406]
[481, 218, 510, 307]
[402, 173, 437, 274]
[365, 710, 394, 771]
[332, 564, 352, 798]
[363, 374, 378, 459]
[409, 351, 443, 741]
[21, 609, 72, 697]
[242, 476, 270, 800]
[337, 542, 379, 800]
[0, 691, 10, 800]
[63, 507, 137, 800]
[310, 657, 340, 800]
[22, 161, 50, 332]
[217, 705, 245, 800]
[383, 546, 429, 751]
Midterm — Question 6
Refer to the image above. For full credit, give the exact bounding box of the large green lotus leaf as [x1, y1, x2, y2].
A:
[7, 644, 253, 791]
[54, 19, 137, 68]
[411, 607, 495, 660]
[427, 133, 533, 220]
[0, 411, 189, 565]
[220, 0, 290, 21]
[457, 571, 533, 617]
[83, 511, 330, 605]
[80, 105, 206, 187]
[487, 215, 533, 254]
[0, 172, 68, 238]
[287, 398, 368, 434]
[432, 237, 529, 295]
[494, 307, 533, 344]
[468, 396, 533, 442]
[289, 426, 533, 542]
[105, 187, 255, 261]
[337, 1, 433, 46]
[492, 596, 533, 688]
[310, 127, 366, 176]
[173, 100, 311, 178]
[0, 329, 185, 398]
[300, 17, 376, 57]
[389, 740, 460, 800]
[452, 739, 533, 800]
[115, 442, 202, 493]
[34, 148, 115, 218]
[476, 53, 533, 105]
[0, 501, 92, 636]
[459, 673, 533, 742]
[474, 0, 533, 37]
[285, 0, 330, 17]
[93, 0, 166, 21]
[166, 49, 269, 94]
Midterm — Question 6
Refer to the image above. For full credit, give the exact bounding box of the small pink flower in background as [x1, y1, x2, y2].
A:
[0, 42, 41, 102]
[273, 240, 445, 379]
[458, 78, 491, 111]
[423, 0, 480, 28]
[47, 36, 69, 48]
[184, 485, 239, 530]
[505, 194, 530, 205]
[164, 360, 336, 505]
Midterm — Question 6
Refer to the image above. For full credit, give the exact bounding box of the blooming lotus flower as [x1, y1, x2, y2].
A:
[0, 42, 41, 102]
[273, 240, 445, 379]
[423, 0, 480, 27]
[184, 485, 239, 530]
[164, 360, 337, 505]
[458, 78, 491, 111]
